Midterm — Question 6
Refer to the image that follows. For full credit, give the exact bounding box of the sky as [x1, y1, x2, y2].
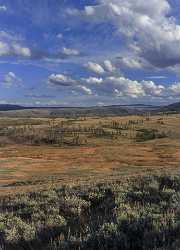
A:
[1, 0, 180, 106]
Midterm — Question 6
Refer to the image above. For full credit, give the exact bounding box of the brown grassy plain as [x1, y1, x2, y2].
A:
[0, 113, 180, 193]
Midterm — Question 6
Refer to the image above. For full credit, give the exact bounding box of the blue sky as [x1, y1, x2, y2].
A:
[0, 0, 180, 106]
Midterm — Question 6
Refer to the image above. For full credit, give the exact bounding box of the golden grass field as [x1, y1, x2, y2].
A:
[0, 113, 180, 193]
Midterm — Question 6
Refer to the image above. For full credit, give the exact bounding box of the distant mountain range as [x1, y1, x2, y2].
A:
[0, 103, 159, 111]
[0, 102, 179, 117]
[0, 104, 25, 111]
[159, 102, 180, 112]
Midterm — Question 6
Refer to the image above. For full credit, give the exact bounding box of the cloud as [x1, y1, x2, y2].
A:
[86, 62, 105, 74]
[24, 94, 55, 99]
[77, 85, 92, 95]
[56, 33, 63, 39]
[82, 75, 169, 99]
[0, 29, 80, 60]
[47, 71, 180, 101]
[48, 73, 76, 86]
[0, 42, 31, 57]
[103, 60, 116, 72]
[105, 76, 145, 98]
[0, 5, 7, 12]
[116, 56, 144, 69]
[12, 44, 31, 57]
[0, 41, 9, 56]
[85, 6, 95, 16]
[86, 60, 116, 75]
[141, 81, 165, 97]
[80, 0, 180, 69]
[0, 31, 31, 58]
[106, 77, 167, 98]
[146, 76, 167, 80]
[62, 47, 80, 56]
[83, 77, 103, 84]
[168, 83, 180, 95]
[48, 73, 92, 95]
[32, 46, 82, 60]
[3, 72, 22, 87]
[66, 8, 80, 16]
[82, 75, 146, 98]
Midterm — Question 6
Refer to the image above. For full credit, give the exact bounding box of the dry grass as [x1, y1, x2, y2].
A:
[0, 113, 180, 193]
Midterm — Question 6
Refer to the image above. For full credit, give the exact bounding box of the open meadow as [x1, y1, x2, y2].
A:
[0, 113, 180, 193]
[0, 113, 180, 249]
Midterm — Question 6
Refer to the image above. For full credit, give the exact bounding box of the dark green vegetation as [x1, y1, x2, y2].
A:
[0, 116, 168, 147]
[136, 128, 167, 142]
[0, 175, 180, 250]
[0, 118, 144, 146]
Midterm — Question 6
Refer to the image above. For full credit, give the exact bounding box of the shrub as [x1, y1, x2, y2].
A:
[0, 175, 180, 249]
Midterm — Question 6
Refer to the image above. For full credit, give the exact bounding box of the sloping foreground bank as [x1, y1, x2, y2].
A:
[0, 175, 180, 250]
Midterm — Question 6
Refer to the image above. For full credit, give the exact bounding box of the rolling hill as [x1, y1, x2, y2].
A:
[160, 102, 180, 112]
[0, 103, 160, 117]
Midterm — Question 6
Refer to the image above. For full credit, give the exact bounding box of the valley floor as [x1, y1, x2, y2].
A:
[0, 138, 180, 193]
[0, 113, 180, 193]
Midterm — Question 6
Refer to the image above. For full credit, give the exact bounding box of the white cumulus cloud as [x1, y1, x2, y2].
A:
[103, 60, 116, 72]
[81, 0, 180, 69]
[83, 77, 103, 84]
[86, 62, 105, 74]
[48, 73, 76, 86]
[78, 85, 92, 95]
